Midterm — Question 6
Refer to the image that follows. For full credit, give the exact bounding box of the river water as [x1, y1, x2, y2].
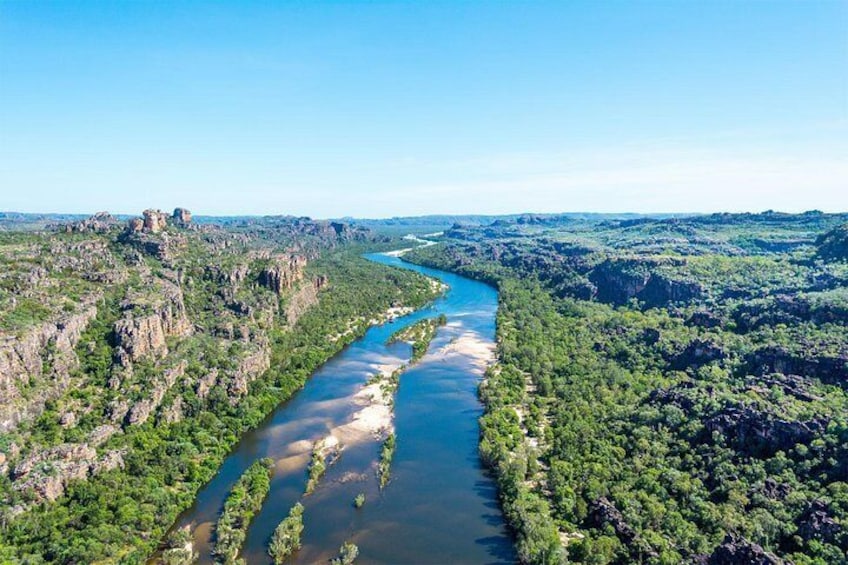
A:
[167, 252, 515, 564]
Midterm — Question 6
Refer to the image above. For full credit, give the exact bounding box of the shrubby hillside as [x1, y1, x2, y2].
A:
[0, 209, 438, 562]
[407, 211, 848, 565]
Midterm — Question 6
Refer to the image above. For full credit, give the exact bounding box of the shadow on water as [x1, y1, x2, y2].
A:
[158, 251, 516, 564]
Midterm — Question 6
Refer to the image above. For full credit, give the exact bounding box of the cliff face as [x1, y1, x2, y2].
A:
[113, 280, 192, 366]
[0, 208, 363, 521]
[588, 258, 703, 307]
[285, 275, 329, 327]
[0, 296, 100, 432]
[258, 254, 307, 295]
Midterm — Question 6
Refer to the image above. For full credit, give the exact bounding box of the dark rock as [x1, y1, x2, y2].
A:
[587, 497, 637, 545]
[761, 478, 791, 500]
[687, 310, 723, 329]
[672, 338, 726, 370]
[704, 405, 828, 457]
[795, 500, 845, 549]
[704, 533, 786, 564]
[745, 346, 848, 387]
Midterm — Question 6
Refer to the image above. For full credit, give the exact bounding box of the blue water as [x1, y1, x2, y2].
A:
[166, 253, 515, 564]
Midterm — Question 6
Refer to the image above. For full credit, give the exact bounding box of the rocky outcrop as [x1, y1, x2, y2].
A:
[795, 500, 846, 549]
[142, 209, 169, 234]
[12, 443, 125, 502]
[0, 297, 99, 431]
[88, 424, 119, 446]
[700, 534, 786, 564]
[204, 263, 250, 287]
[744, 346, 848, 387]
[258, 254, 307, 295]
[704, 405, 828, 458]
[671, 338, 726, 370]
[226, 339, 271, 399]
[588, 258, 702, 307]
[586, 497, 637, 545]
[815, 223, 848, 262]
[60, 212, 120, 234]
[125, 361, 187, 426]
[121, 209, 188, 260]
[285, 276, 328, 326]
[113, 282, 192, 365]
[687, 310, 724, 329]
[172, 208, 192, 227]
[195, 368, 219, 399]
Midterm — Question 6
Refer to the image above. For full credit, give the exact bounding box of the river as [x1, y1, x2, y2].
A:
[165, 251, 516, 564]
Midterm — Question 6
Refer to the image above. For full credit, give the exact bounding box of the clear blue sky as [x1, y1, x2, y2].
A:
[1, 1, 846, 217]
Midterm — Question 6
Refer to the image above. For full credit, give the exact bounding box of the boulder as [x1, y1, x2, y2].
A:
[703, 534, 786, 564]
[172, 207, 192, 227]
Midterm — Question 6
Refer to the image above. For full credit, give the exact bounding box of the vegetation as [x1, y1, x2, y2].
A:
[407, 211, 848, 564]
[0, 215, 442, 563]
[353, 493, 366, 508]
[268, 502, 304, 564]
[330, 541, 359, 565]
[305, 439, 340, 495]
[214, 458, 274, 564]
[387, 314, 447, 363]
[378, 433, 396, 489]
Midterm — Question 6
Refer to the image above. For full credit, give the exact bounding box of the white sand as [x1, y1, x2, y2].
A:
[436, 329, 496, 373]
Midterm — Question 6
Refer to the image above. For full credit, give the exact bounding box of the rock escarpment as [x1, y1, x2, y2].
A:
[258, 254, 307, 295]
[0, 296, 100, 432]
[12, 443, 125, 503]
[113, 280, 192, 366]
[285, 275, 329, 326]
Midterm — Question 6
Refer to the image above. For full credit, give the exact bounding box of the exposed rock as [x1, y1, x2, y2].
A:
[195, 369, 219, 399]
[258, 254, 307, 295]
[127, 217, 144, 233]
[114, 281, 192, 365]
[816, 223, 848, 262]
[672, 338, 726, 370]
[687, 310, 723, 329]
[158, 396, 184, 425]
[88, 424, 119, 446]
[205, 263, 250, 287]
[0, 297, 99, 431]
[59, 411, 76, 429]
[704, 405, 828, 457]
[795, 500, 845, 549]
[172, 207, 192, 227]
[60, 212, 120, 234]
[589, 258, 702, 307]
[125, 361, 187, 426]
[744, 373, 819, 402]
[648, 381, 700, 411]
[13, 443, 96, 502]
[107, 399, 130, 424]
[12, 444, 125, 503]
[142, 209, 169, 234]
[761, 478, 792, 500]
[745, 346, 848, 387]
[285, 276, 328, 326]
[227, 339, 271, 400]
[89, 449, 125, 476]
[702, 533, 786, 564]
[586, 497, 637, 545]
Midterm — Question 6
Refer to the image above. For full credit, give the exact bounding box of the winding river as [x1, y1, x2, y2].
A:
[167, 251, 516, 564]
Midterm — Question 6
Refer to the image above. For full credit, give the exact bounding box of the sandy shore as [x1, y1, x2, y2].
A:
[436, 327, 496, 373]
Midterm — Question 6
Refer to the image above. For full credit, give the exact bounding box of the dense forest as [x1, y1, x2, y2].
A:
[407, 212, 848, 564]
[0, 210, 440, 563]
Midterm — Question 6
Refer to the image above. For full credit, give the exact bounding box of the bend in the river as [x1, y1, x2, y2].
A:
[164, 249, 515, 564]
